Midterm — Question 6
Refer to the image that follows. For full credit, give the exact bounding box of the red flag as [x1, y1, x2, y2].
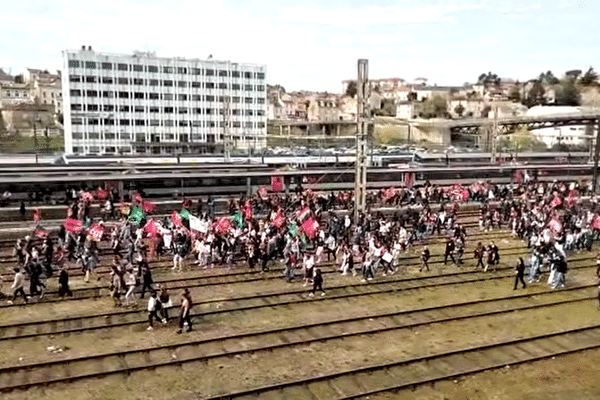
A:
[550, 196, 562, 208]
[272, 211, 285, 228]
[461, 189, 469, 202]
[87, 224, 104, 241]
[593, 215, 600, 230]
[64, 218, 82, 233]
[301, 217, 319, 239]
[213, 217, 232, 234]
[258, 186, 268, 198]
[33, 227, 49, 238]
[142, 200, 157, 213]
[80, 192, 94, 202]
[404, 172, 415, 188]
[383, 188, 395, 201]
[548, 218, 562, 233]
[144, 219, 160, 237]
[242, 201, 252, 220]
[33, 209, 41, 222]
[171, 211, 182, 228]
[296, 207, 311, 222]
[133, 192, 143, 204]
[271, 176, 284, 192]
[95, 188, 108, 200]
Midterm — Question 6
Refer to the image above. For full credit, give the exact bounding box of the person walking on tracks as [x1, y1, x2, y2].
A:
[147, 291, 164, 331]
[474, 242, 485, 269]
[8, 267, 27, 305]
[420, 246, 430, 272]
[58, 266, 73, 298]
[513, 257, 527, 290]
[310, 268, 325, 297]
[443, 238, 455, 265]
[177, 288, 193, 334]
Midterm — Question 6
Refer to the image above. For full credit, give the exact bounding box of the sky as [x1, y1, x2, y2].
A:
[0, 0, 598, 92]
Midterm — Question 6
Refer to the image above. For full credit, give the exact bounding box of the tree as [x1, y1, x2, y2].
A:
[525, 80, 545, 107]
[454, 103, 465, 117]
[421, 96, 448, 119]
[556, 78, 581, 106]
[478, 72, 501, 89]
[481, 105, 492, 118]
[565, 69, 582, 80]
[345, 81, 357, 98]
[508, 82, 521, 102]
[407, 92, 417, 101]
[539, 71, 559, 85]
[580, 67, 598, 86]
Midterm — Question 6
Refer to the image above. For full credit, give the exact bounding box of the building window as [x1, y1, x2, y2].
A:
[105, 147, 116, 154]
[71, 103, 83, 111]
[205, 69, 214, 76]
[245, 97, 253, 104]
[163, 93, 173, 100]
[164, 107, 174, 114]
[149, 120, 160, 126]
[191, 82, 201, 88]
[177, 67, 187, 74]
[257, 98, 265, 104]
[72, 119, 83, 126]
[148, 65, 158, 73]
[102, 77, 113, 84]
[102, 91, 114, 98]
[191, 94, 202, 101]
[86, 76, 97, 83]
[69, 75, 81, 82]
[163, 80, 173, 87]
[119, 119, 130, 125]
[178, 108, 188, 114]
[256, 85, 265, 91]
[118, 77, 129, 85]
[68, 60, 80, 68]
[104, 133, 116, 139]
[232, 109, 240, 116]
[134, 92, 145, 99]
[102, 62, 113, 70]
[149, 79, 159, 86]
[89, 119, 99, 126]
[149, 106, 159, 113]
[178, 81, 187, 88]
[191, 68, 201, 75]
[244, 72, 252, 79]
[245, 122, 253, 128]
[134, 106, 144, 113]
[72, 130, 83, 137]
[233, 122, 241, 128]
[178, 94, 188, 101]
[87, 104, 99, 111]
[148, 93, 159, 99]
[119, 105, 130, 112]
[232, 97, 240, 103]
[256, 109, 265, 116]
[245, 84, 253, 91]
[133, 64, 144, 72]
[135, 120, 146, 126]
[164, 120, 174, 127]
[179, 121, 189, 126]
[70, 89, 81, 97]
[232, 84, 240, 90]
[206, 82, 215, 89]
[120, 132, 131, 140]
[86, 90, 98, 97]
[133, 78, 145, 85]
[162, 66, 173, 73]
[103, 104, 115, 112]
[258, 122, 266, 128]
[206, 95, 215, 102]
[85, 61, 96, 69]
[118, 63, 128, 71]
[232, 71, 240, 78]
[118, 92, 129, 99]
[256, 72, 265, 79]
[88, 132, 100, 139]
[119, 146, 131, 153]
[219, 83, 227, 89]
[219, 70, 228, 77]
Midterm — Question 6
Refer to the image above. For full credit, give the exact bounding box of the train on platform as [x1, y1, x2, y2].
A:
[0, 162, 593, 204]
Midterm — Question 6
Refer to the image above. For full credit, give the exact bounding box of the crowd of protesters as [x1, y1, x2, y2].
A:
[2, 175, 600, 334]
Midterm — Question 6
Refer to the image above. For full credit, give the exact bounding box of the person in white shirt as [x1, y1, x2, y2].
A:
[147, 291, 163, 330]
[124, 269, 137, 306]
[8, 268, 27, 305]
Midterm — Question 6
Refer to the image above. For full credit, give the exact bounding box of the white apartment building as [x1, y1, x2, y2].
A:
[62, 47, 267, 155]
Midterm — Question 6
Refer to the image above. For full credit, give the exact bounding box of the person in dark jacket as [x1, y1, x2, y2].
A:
[513, 257, 527, 290]
[58, 266, 73, 297]
[310, 268, 325, 296]
[443, 238, 455, 265]
[139, 261, 154, 299]
[420, 246, 430, 272]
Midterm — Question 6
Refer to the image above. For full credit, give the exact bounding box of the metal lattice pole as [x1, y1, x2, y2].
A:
[223, 94, 231, 163]
[355, 59, 369, 222]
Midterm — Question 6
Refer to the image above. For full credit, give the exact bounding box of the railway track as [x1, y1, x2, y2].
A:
[0, 254, 595, 342]
[0, 240, 557, 307]
[0, 280, 595, 393]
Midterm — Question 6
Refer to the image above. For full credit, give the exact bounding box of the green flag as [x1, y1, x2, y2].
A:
[129, 206, 144, 224]
[180, 209, 190, 220]
[289, 223, 297, 237]
[233, 212, 244, 228]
